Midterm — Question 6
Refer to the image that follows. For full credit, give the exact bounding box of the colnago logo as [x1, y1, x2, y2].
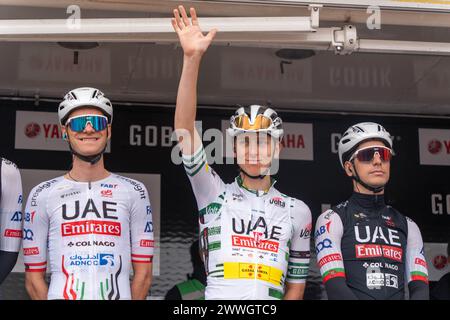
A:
[61, 220, 121, 237]
[4, 229, 23, 238]
[269, 197, 285, 208]
[318, 253, 343, 268]
[232, 235, 279, 253]
[24, 247, 40, 256]
[140, 239, 154, 248]
[355, 244, 403, 262]
[67, 240, 116, 248]
[363, 262, 399, 271]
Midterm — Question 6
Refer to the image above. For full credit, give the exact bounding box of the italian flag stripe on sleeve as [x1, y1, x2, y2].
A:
[322, 268, 346, 283]
[411, 271, 429, 283]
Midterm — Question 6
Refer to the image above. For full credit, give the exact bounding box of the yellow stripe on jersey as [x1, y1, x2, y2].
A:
[223, 262, 283, 286]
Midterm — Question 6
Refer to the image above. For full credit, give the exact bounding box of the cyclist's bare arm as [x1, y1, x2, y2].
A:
[25, 271, 48, 300]
[172, 6, 216, 155]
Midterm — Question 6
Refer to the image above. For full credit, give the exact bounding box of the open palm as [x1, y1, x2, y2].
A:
[172, 6, 217, 57]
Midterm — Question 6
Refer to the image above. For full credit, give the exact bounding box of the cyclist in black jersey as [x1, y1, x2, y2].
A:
[315, 122, 429, 299]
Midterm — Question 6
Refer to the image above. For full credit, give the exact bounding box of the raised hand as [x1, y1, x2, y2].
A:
[171, 6, 217, 58]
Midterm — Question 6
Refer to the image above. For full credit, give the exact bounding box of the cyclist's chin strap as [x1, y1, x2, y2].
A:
[240, 168, 270, 180]
[351, 160, 385, 194]
[69, 144, 106, 165]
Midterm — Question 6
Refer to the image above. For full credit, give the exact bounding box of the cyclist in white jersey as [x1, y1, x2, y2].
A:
[23, 87, 154, 300]
[0, 158, 23, 286]
[172, 6, 312, 300]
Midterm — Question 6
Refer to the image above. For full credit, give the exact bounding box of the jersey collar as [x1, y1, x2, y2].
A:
[235, 175, 276, 197]
[351, 192, 386, 210]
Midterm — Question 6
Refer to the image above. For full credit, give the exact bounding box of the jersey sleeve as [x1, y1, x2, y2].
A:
[315, 210, 346, 284]
[405, 217, 429, 285]
[182, 144, 225, 214]
[129, 180, 154, 265]
[23, 183, 49, 273]
[286, 198, 312, 284]
[0, 159, 23, 253]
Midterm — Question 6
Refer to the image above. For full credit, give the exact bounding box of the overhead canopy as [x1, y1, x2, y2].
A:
[0, 1, 449, 116]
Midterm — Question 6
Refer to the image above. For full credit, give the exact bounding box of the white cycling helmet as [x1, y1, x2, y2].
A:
[227, 105, 284, 140]
[338, 122, 393, 168]
[58, 87, 113, 125]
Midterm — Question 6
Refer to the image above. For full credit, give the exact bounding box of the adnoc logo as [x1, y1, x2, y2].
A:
[25, 123, 40, 138]
[428, 139, 442, 155]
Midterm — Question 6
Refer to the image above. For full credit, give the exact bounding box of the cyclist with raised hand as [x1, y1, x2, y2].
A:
[315, 122, 429, 299]
[172, 6, 312, 300]
[0, 158, 23, 287]
[23, 87, 154, 300]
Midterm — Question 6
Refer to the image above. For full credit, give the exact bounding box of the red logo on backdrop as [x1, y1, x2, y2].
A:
[25, 123, 41, 138]
[140, 240, 154, 248]
[24, 247, 40, 256]
[433, 255, 448, 270]
[428, 140, 442, 154]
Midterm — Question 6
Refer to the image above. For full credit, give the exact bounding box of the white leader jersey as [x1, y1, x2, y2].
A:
[23, 174, 154, 300]
[183, 146, 312, 300]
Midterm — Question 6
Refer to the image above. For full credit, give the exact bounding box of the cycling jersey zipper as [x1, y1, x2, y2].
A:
[87, 181, 95, 299]
[378, 213, 388, 299]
